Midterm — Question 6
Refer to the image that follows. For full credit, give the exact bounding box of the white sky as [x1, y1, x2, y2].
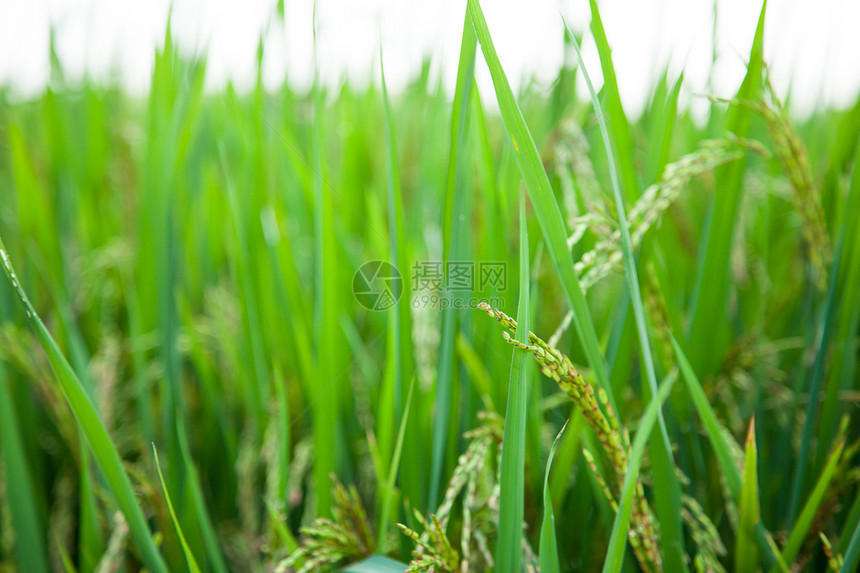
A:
[1, 0, 859, 118]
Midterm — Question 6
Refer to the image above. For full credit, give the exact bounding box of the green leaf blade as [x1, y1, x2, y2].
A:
[467, 0, 616, 415]
[736, 419, 760, 573]
[539, 421, 568, 573]
[602, 373, 677, 573]
[496, 193, 531, 573]
[0, 238, 169, 573]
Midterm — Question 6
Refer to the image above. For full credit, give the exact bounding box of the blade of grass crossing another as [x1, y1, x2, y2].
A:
[816, 174, 860, 474]
[736, 420, 760, 573]
[378, 377, 416, 551]
[840, 521, 860, 573]
[174, 416, 229, 573]
[565, 19, 687, 572]
[602, 372, 677, 573]
[0, 236, 169, 573]
[772, 433, 844, 571]
[496, 193, 531, 573]
[467, 0, 618, 416]
[806, 176, 860, 521]
[838, 487, 860, 557]
[670, 335, 786, 571]
[787, 217, 846, 526]
[539, 421, 568, 573]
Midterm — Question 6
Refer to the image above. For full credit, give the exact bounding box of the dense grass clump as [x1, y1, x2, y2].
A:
[1, 2, 860, 572]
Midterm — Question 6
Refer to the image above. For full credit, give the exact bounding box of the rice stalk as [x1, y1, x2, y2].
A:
[547, 120, 606, 227]
[398, 513, 460, 573]
[277, 476, 376, 573]
[478, 302, 661, 572]
[551, 138, 753, 345]
[709, 70, 832, 289]
[820, 533, 843, 572]
[1, 5, 858, 572]
[681, 495, 727, 573]
[93, 513, 128, 573]
[399, 412, 502, 572]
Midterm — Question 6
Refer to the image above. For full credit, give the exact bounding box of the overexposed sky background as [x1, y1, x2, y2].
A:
[1, 0, 859, 118]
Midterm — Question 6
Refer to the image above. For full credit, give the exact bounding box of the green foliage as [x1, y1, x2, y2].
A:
[495, 194, 532, 572]
[539, 421, 566, 573]
[278, 476, 376, 573]
[0, 2, 858, 572]
[736, 420, 761, 573]
[153, 445, 202, 573]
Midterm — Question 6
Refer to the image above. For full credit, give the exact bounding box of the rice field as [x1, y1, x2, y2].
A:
[1, 1, 859, 572]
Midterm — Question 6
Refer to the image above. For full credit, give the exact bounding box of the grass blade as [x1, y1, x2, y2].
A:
[221, 144, 269, 431]
[787, 206, 847, 526]
[467, 0, 617, 415]
[564, 19, 687, 572]
[265, 499, 299, 554]
[601, 371, 676, 573]
[496, 193, 531, 572]
[378, 377, 416, 549]
[774, 433, 845, 570]
[736, 419, 760, 573]
[648, 71, 683, 182]
[0, 359, 48, 573]
[670, 335, 785, 571]
[816, 167, 860, 472]
[588, 0, 639, 202]
[380, 54, 420, 512]
[272, 364, 291, 508]
[539, 421, 568, 573]
[840, 521, 860, 573]
[0, 237, 168, 573]
[2, 6, 857, 571]
[429, 6, 477, 510]
[310, 40, 342, 517]
[687, 1, 766, 377]
[152, 445, 202, 573]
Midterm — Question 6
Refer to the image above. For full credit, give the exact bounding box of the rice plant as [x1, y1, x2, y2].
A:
[1, 1, 859, 572]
